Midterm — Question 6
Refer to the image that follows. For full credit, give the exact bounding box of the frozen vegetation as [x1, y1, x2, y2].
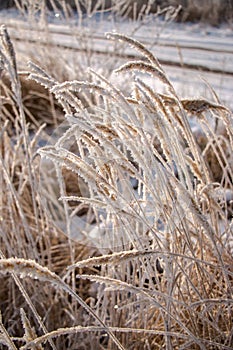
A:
[0, 1, 232, 349]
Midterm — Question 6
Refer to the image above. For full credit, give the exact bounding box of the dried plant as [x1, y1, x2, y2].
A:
[0, 5, 232, 350]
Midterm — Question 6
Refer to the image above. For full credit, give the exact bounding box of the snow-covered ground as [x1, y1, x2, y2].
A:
[0, 8, 232, 110]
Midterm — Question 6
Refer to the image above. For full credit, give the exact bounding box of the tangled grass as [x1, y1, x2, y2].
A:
[0, 6, 233, 350]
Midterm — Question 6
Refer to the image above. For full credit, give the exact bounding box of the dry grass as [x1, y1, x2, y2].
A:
[168, 0, 233, 25]
[126, 0, 233, 24]
[0, 3, 233, 349]
[1, 0, 233, 24]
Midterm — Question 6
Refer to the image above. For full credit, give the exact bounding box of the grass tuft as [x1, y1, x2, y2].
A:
[0, 4, 232, 349]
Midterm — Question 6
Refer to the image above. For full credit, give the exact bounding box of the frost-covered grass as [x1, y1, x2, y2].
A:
[1, 0, 233, 24]
[0, 3, 233, 350]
